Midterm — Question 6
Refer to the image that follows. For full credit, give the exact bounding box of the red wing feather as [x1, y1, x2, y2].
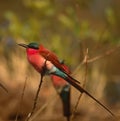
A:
[39, 45, 67, 73]
[39, 45, 80, 84]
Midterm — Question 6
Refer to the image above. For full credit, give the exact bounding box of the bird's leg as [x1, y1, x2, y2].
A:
[41, 59, 48, 75]
[26, 60, 48, 121]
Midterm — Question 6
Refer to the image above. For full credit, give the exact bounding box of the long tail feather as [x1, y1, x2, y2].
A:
[52, 67, 115, 117]
[60, 85, 71, 120]
[65, 76, 115, 117]
[63, 71, 81, 84]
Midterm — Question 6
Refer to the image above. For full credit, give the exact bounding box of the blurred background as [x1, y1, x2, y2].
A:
[0, 0, 120, 121]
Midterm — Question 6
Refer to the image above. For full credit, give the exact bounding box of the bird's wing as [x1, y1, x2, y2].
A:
[39, 45, 80, 84]
[39, 45, 67, 73]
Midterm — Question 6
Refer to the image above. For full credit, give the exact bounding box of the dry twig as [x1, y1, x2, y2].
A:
[15, 77, 27, 121]
[0, 83, 8, 93]
[71, 49, 89, 120]
[73, 45, 120, 76]
[71, 45, 120, 120]
[28, 93, 58, 121]
[25, 60, 47, 121]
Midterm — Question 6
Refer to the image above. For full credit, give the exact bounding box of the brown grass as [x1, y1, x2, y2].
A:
[0, 47, 120, 121]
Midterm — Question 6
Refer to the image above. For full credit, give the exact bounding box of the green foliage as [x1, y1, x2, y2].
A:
[0, 0, 120, 66]
[106, 8, 116, 27]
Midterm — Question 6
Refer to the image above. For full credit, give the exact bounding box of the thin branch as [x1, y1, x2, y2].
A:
[28, 93, 58, 121]
[15, 77, 28, 121]
[71, 45, 120, 120]
[71, 49, 89, 120]
[73, 45, 120, 76]
[0, 83, 8, 93]
[26, 74, 44, 121]
[87, 45, 120, 63]
[27, 79, 65, 121]
[25, 60, 47, 121]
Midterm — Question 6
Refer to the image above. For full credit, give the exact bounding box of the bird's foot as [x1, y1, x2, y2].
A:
[41, 59, 48, 76]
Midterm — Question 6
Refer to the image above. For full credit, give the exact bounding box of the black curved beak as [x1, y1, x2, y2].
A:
[18, 43, 28, 48]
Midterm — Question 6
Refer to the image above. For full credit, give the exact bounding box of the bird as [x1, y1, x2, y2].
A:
[18, 42, 115, 117]
[51, 61, 71, 121]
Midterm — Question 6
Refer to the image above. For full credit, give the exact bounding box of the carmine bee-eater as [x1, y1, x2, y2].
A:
[51, 61, 71, 121]
[18, 42, 115, 117]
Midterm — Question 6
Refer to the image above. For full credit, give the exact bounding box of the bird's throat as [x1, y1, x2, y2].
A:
[27, 48, 39, 55]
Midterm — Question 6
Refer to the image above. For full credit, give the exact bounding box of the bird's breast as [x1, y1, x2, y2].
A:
[52, 75, 68, 88]
[27, 53, 54, 73]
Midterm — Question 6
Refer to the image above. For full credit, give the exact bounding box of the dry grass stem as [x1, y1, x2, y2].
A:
[15, 77, 28, 121]
[71, 49, 89, 120]
[28, 93, 58, 121]
[25, 74, 44, 121]
[25, 60, 48, 121]
[0, 83, 8, 93]
[73, 45, 120, 76]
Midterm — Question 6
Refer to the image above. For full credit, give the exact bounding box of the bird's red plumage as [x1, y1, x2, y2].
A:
[39, 45, 80, 84]
[51, 63, 70, 88]
[39, 45, 68, 73]
[51, 63, 71, 120]
[19, 42, 115, 117]
[26, 48, 46, 72]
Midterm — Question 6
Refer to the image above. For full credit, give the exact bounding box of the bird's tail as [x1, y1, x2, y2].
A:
[60, 85, 71, 121]
[53, 67, 115, 117]
[64, 75, 115, 117]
